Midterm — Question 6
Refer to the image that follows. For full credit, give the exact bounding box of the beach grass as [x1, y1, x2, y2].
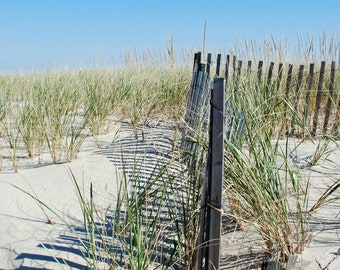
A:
[0, 64, 191, 166]
[1, 33, 340, 268]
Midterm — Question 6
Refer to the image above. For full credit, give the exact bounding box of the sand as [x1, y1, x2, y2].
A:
[219, 140, 340, 269]
[0, 123, 122, 269]
[0, 122, 339, 269]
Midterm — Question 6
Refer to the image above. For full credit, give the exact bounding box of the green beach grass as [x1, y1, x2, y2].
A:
[1, 34, 339, 268]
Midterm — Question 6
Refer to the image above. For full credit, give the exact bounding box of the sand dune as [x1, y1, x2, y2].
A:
[0, 122, 339, 269]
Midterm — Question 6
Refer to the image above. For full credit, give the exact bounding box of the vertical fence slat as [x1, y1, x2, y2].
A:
[323, 61, 336, 135]
[193, 53, 198, 71]
[237, 60, 242, 77]
[291, 64, 305, 136]
[188, 52, 207, 270]
[186, 53, 201, 125]
[276, 63, 283, 92]
[283, 64, 293, 136]
[234, 60, 242, 89]
[247, 60, 252, 76]
[303, 63, 315, 138]
[232, 55, 237, 79]
[257, 60, 263, 82]
[206, 53, 212, 76]
[216, 54, 221, 77]
[267, 62, 274, 85]
[197, 52, 202, 70]
[206, 78, 225, 270]
[312, 61, 326, 136]
[225, 55, 230, 84]
[296, 65, 305, 93]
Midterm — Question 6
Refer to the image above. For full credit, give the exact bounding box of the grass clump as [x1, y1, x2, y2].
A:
[0, 64, 191, 169]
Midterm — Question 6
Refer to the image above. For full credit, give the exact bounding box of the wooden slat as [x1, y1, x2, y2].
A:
[257, 60, 263, 82]
[206, 78, 225, 270]
[206, 53, 212, 76]
[291, 64, 305, 136]
[283, 64, 293, 136]
[225, 55, 230, 83]
[323, 61, 336, 135]
[216, 54, 221, 77]
[190, 55, 209, 270]
[296, 65, 305, 108]
[232, 55, 237, 79]
[225, 101, 246, 143]
[267, 62, 274, 85]
[276, 63, 283, 92]
[303, 63, 315, 138]
[237, 60, 242, 77]
[247, 60, 252, 75]
[193, 53, 198, 71]
[312, 61, 326, 136]
[193, 72, 209, 268]
[285, 65, 294, 107]
[197, 52, 202, 69]
[186, 58, 201, 123]
[234, 60, 242, 90]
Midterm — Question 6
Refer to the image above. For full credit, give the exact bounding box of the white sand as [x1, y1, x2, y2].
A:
[0, 125, 121, 269]
[0, 124, 339, 269]
[289, 140, 340, 269]
[218, 139, 340, 269]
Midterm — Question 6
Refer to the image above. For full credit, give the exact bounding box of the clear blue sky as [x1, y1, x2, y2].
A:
[0, 0, 339, 73]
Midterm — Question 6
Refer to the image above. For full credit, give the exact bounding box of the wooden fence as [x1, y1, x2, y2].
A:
[183, 52, 339, 269]
[184, 52, 244, 270]
[185, 50, 340, 141]
[215, 53, 339, 138]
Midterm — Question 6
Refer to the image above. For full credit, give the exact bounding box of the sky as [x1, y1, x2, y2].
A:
[0, 0, 339, 73]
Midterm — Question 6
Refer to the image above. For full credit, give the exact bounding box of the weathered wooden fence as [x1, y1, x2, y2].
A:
[223, 54, 339, 138]
[183, 51, 339, 269]
[185, 52, 340, 142]
[183, 52, 244, 270]
[187, 52, 340, 139]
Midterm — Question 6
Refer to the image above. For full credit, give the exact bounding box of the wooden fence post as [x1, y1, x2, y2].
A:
[206, 78, 225, 270]
[232, 55, 237, 79]
[207, 53, 212, 76]
[257, 60, 263, 82]
[303, 63, 315, 138]
[193, 52, 202, 71]
[267, 62, 274, 85]
[323, 61, 336, 135]
[291, 64, 305, 136]
[276, 63, 283, 92]
[216, 54, 221, 77]
[282, 64, 293, 137]
[247, 60, 252, 76]
[237, 60, 242, 77]
[312, 61, 326, 136]
[225, 55, 230, 83]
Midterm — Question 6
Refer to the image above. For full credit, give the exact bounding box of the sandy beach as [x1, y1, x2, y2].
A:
[0, 122, 339, 269]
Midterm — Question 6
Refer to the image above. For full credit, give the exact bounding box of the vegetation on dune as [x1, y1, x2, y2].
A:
[2, 33, 340, 268]
[0, 64, 192, 165]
